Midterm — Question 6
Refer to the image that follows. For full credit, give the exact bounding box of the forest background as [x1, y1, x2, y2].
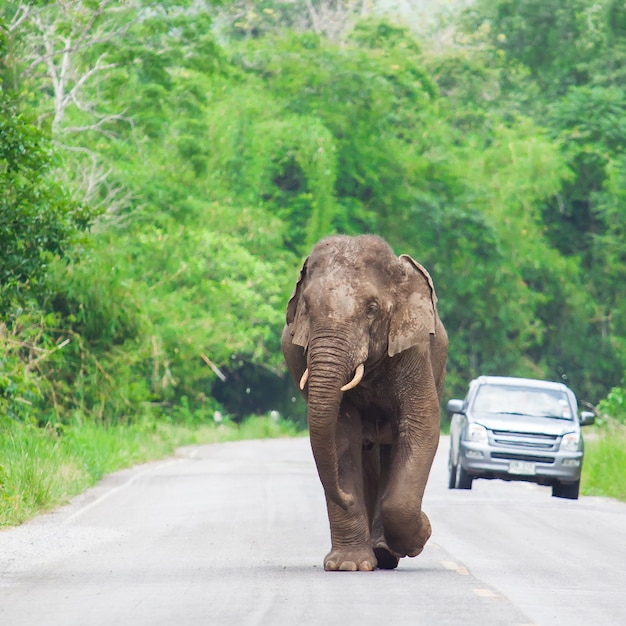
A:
[2, 0, 626, 520]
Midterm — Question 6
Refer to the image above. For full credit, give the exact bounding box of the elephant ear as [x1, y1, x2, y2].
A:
[286, 256, 310, 349]
[388, 254, 438, 357]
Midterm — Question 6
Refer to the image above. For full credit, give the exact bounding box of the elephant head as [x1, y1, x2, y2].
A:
[284, 235, 439, 510]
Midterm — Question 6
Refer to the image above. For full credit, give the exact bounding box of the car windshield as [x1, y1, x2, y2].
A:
[472, 384, 573, 419]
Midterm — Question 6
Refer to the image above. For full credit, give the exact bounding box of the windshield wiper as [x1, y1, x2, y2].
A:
[495, 410, 572, 420]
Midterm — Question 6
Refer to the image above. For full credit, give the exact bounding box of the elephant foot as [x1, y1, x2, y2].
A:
[373, 541, 400, 570]
[324, 547, 376, 572]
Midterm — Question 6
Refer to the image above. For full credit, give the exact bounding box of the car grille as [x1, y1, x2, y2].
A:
[491, 430, 559, 451]
[491, 452, 556, 464]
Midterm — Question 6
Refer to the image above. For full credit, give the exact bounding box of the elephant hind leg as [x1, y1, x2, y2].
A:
[367, 444, 400, 569]
[373, 541, 400, 570]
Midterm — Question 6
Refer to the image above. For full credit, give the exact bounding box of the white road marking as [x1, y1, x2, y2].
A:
[441, 560, 470, 575]
[473, 588, 503, 599]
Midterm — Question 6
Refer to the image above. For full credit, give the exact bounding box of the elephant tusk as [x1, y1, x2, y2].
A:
[299, 368, 309, 390]
[341, 363, 365, 392]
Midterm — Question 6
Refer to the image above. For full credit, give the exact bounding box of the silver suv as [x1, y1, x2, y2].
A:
[447, 376, 595, 499]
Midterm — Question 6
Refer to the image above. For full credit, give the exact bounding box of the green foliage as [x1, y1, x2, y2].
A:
[0, 95, 91, 309]
[196, 82, 339, 253]
[460, 0, 626, 97]
[542, 87, 626, 361]
[34, 219, 292, 423]
[0, 312, 59, 423]
[227, 23, 444, 253]
[597, 381, 626, 425]
[441, 0, 626, 400]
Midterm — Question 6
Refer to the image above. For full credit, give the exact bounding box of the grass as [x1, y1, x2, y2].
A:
[582, 424, 626, 501]
[0, 414, 304, 527]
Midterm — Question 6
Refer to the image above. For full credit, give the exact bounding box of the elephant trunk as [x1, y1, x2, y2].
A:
[306, 333, 359, 511]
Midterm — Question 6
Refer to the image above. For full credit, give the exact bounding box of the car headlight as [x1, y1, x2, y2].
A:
[560, 432, 580, 451]
[467, 423, 488, 443]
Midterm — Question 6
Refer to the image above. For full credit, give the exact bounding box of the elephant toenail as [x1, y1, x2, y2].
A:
[339, 561, 358, 571]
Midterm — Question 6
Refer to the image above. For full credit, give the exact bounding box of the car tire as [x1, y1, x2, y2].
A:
[448, 455, 457, 490]
[552, 480, 580, 500]
[456, 464, 473, 490]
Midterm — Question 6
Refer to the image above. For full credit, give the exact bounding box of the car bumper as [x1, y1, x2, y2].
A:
[459, 441, 583, 484]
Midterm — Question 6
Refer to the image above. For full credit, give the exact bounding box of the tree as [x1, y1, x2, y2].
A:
[0, 92, 89, 309]
[215, 0, 374, 41]
[459, 0, 626, 98]
[425, 0, 626, 400]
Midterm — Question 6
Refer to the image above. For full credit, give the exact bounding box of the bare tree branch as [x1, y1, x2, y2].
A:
[12, 1, 139, 210]
[53, 142, 134, 218]
[61, 112, 132, 138]
[215, 0, 375, 42]
[7, 2, 31, 32]
[302, 0, 374, 41]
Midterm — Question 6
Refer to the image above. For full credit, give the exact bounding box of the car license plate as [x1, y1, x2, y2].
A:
[509, 461, 536, 475]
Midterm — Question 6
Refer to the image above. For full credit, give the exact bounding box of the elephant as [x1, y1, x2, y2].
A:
[282, 234, 448, 571]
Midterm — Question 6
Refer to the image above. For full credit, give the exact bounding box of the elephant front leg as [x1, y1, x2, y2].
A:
[323, 408, 376, 572]
[324, 500, 376, 571]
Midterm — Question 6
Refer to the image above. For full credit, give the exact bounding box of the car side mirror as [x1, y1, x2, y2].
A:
[447, 399, 465, 415]
[579, 411, 595, 426]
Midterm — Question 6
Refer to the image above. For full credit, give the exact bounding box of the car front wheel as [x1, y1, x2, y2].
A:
[456, 463, 473, 490]
[448, 454, 457, 489]
[552, 480, 580, 500]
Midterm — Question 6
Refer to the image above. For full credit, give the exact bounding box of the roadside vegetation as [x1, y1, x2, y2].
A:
[2, 0, 626, 525]
[583, 390, 626, 500]
[583, 427, 626, 501]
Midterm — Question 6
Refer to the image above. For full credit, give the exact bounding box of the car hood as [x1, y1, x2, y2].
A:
[470, 412, 577, 435]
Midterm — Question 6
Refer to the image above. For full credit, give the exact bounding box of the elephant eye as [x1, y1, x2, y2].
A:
[365, 301, 380, 319]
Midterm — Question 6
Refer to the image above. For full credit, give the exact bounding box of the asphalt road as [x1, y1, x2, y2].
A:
[1, 435, 625, 626]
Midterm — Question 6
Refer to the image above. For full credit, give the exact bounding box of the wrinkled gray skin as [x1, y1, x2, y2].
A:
[282, 235, 448, 571]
